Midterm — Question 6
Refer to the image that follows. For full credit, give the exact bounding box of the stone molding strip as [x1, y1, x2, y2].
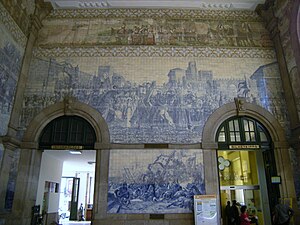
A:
[33, 46, 276, 58]
[0, 2, 27, 48]
[48, 8, 262, 21]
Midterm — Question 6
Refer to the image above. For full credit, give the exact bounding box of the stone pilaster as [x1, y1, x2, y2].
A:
[7, 147, 43, 225]
[6, 1, 52, 140]
[93, 149, 110, 220]
[3, 2, 53, 224]
[256, 2, 299, 128]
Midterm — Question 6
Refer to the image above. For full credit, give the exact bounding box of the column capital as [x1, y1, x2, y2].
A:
[20, 142, 39, 149]
[1, 135, 21, 149]
[202, 142, 218, 150]
[273, 141, 290, 149]
[94, 142, 111, 150]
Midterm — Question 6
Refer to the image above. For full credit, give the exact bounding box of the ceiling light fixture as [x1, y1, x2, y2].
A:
[69, 150, 82, 155]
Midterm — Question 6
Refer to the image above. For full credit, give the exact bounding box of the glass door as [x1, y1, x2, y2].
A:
[220, 186, 262, 225]
[218, 150, 266, 225]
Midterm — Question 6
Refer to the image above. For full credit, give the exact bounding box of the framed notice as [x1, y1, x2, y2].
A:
[194, 195, 217, 225]
[271, 176, 281, 184]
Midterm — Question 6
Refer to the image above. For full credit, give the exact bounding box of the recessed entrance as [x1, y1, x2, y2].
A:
[36, 115, 97, 225]
[216, 116, 280, 225]
[219, 150, 263, 225]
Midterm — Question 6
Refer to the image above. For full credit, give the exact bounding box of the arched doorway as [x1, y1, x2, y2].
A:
[38, 115, 96, 223]
[216, 116, 278, 225]
[202, 99, 294, 225]
[16, 97, 110, 225]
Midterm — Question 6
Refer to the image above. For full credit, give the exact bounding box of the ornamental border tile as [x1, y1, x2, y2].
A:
[49, 8, 262, 21]
[33, 46, 275, 59]
[0, 2, 27, 47]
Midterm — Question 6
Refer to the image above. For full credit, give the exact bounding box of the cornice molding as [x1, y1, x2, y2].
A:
[0, 2, 27, 47]
[45, 0, 264, 11]
[33, 46, 276, 58]
[47, 7, 262, 21]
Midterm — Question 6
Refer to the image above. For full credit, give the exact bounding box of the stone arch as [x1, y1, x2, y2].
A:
[22, 97, 110, 146]
[202, 99, 295, 225]
[202, 99, 287, 146]
[14, 97, 110, 224]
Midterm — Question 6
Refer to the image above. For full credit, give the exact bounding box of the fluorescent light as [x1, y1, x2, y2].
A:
[69, 150, 82, 155]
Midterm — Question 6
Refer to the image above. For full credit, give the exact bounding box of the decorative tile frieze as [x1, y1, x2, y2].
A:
[0, 3, 27, 47]
[33, 46, 276, 59]
[38, 10, 271, 48]
[0, 1, 31, 37]
[48, 8, 262, 21]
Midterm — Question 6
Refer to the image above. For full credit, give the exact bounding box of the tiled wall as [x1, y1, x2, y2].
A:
[23, 54, 287, 143]
[0, 2, 26, 213]
[0, 3, 25, 136]
[108, 149, 204, 213]
[20, 8, 289, 143]
[21, 8, 290, 214]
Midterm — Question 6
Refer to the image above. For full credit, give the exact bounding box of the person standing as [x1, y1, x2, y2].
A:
[225, 201, 231, 225]
[78, 203, 85, 221]
[247, 199, 259, 225]
[240, 205, 251, 225]
[273, 202, 294, 225]
[230, 200, 240, 225]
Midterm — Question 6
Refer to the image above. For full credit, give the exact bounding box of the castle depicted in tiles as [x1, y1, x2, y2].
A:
[21, 57, 286, 143]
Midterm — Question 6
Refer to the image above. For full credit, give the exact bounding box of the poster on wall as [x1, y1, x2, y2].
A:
[194, 195, 217, 225]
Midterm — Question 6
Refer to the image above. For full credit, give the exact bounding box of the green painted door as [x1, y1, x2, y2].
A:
[70, 178, 80, 221]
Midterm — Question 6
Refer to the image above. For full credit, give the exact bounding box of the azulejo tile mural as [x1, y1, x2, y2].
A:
[107, 149, 205, 213]
[33, 46, 276, 58]
[0, 147, 21, 212]
[0, 3, 27, 48]
[38, 9, 271, 48]
[0, 23, 23, 136]
[22, 55, 287, 143]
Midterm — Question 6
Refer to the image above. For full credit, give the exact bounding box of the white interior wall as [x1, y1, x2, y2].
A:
[36, 151, 64, 213]
[36, 150, 95, 214]
[62, 160, 95, 208]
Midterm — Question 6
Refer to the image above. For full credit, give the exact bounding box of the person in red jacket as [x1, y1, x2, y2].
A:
[240, 205, 251, 225]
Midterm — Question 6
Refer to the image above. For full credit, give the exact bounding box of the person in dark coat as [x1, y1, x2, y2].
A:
[230, 200, 240, 225]
[225, 201, 232, 225]
[273, 202, 294, 225]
